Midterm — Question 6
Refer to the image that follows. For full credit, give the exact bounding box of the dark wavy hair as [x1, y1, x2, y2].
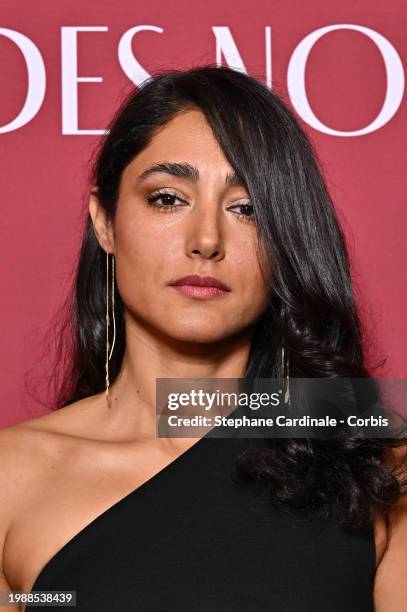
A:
[35, 64, 407, 535]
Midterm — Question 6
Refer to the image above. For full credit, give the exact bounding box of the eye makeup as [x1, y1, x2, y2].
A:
[145, 189, 255, 222]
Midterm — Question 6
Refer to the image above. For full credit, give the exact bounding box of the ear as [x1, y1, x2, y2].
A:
[89, 187, 115, 254]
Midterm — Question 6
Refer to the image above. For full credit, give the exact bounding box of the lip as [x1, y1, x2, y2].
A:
[168, 274, 231, 298]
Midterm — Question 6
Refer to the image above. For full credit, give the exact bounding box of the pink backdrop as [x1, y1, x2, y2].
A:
[0, 0, 405, 427]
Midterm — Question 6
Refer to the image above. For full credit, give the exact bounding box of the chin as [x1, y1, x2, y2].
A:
[165, 325, 231, 345]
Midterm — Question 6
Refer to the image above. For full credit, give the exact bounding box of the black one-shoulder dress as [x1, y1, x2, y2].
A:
[27, 433, 376, 611]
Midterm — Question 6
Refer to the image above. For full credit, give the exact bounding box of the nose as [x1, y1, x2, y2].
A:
[185, 198, 225, 261]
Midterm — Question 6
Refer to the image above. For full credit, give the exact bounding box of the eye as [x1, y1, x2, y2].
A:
[228, 202, 256, 223]
[146, 190, 186, 211]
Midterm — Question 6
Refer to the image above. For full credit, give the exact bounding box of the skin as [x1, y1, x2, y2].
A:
[0, 109, 405, 610]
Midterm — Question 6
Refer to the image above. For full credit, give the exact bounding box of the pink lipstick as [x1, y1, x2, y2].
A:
[169, 274, 231, 298]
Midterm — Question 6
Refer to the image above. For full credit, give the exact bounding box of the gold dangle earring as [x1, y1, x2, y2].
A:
[281, 340, 291, 407]
[105, 251, 116, 407]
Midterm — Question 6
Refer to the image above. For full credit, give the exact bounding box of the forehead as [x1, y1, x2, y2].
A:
[150, 108, 218, 148]
[124, 109, 232, 178]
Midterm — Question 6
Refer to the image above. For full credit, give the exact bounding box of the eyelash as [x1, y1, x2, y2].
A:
[145, 190, 255, 223]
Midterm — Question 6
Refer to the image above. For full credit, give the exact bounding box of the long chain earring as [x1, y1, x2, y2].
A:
[105, 251, 116, 407]
[281, 340, 291, 407]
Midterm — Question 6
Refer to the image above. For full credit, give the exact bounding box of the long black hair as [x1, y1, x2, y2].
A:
[35, 64, 407, 535]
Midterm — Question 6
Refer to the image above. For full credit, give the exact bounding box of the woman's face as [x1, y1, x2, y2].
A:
[98, 108, 270, 344]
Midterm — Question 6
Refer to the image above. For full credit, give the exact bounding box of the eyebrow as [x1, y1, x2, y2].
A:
[137, 161, 245, 187]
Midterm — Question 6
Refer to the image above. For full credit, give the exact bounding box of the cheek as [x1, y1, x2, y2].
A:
[113, 220, 160, 305]
[113, 216, 183, 321]
[231, 240, 269, 306]
[240, 272, 269, 319]
[116, 205, 181, 261]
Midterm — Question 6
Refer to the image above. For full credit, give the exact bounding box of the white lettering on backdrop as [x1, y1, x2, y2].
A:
[287, 24, 405, 136]
[0, 24, 404, 136]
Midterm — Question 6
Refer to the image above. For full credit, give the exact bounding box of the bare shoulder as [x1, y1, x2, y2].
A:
[0, 404, 84, 505]
[0, 396, 100, 539]
[1, 391, 103, 455]
[373, 443, 407, 611]
[0, 419, 60, 504]
[0, 397, 104, 577]
[382, 443, 407, 468]
[0, 416, 62, 594]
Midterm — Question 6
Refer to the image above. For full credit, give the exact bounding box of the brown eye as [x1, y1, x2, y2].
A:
[146, 190, 186, 210]
[228, 203, 255, 222]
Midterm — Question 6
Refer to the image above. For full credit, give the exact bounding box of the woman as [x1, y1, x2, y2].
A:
[0, 65, 406, 611]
